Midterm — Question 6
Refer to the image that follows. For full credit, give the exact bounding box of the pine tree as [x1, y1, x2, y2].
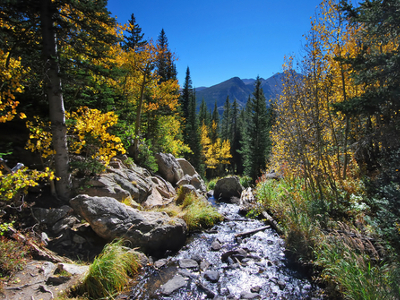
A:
[231, 98, 242, 174]
[156, 29, 177, 83]
[180, 67, 192, 123]
[241, 77, 270, 180]
[211, 101, 219, 143]
[199, 98, 211, 127]
[220, 96, 232, 142]
[123, 13, 146, 51]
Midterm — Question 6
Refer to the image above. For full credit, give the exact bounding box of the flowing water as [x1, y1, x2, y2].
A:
[128, 199, 323, 299]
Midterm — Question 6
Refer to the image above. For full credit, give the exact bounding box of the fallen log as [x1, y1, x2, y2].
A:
[7, 225, 72, 263]
[234, 225, 270, 238]
[261, 211, 283, 235]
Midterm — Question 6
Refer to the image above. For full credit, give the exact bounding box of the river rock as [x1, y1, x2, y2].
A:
[214, 176, 243, 202]
[179, 258, 198, 269]
[155, 153, 184, 185]
[240, 291, 260, 299]
[211, 240, 222, 251]
[69, 194, 187, 254]
[160, 275, 188, 295]
[204, 270, 220, 283]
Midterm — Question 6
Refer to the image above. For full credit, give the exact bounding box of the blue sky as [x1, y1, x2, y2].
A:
[106, 0, 323, 88]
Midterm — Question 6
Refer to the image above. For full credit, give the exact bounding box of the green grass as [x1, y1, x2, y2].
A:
[180, 192, 223, 231]
[76, 239, 141, 299]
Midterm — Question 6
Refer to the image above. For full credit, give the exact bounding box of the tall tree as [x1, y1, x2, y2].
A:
[241, 77, 270, 180]
[123, 13, 146, 51]
[0, 0, 117, 201]
[211, 101, 219, 143]
[220, 96, 232, 142]
[180, 66, 192, 124]
[199, 98, 211, 127]
[156, 28, 177, 83]
[230, 98, 242, 174]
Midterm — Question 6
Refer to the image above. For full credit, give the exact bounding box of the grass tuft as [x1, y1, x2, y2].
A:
[77, 239, 140, 299]
[180, 192, 223, 231]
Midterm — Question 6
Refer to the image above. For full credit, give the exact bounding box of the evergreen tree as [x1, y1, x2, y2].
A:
[231, 98, 242, 174]
[220, 96, 232, 142]
[199, 98, 211, 127]
[156, 28, 177, 83]
[180, 67, 192, 122]
[211, 101, 219, 143]
[123, 13, 146, 51]
[240, 77, 270, 180]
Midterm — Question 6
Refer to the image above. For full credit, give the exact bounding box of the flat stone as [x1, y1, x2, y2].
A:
[154, 258, 168, 269]
[204, 270, 220, 283]
[57, 263, 89, 276]
[240, 291, 260, 299]
[179, 258, 198, 269]
[160, 275, 188, 295]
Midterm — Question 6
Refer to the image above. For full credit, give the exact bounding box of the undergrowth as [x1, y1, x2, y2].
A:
[254, 177, 400, 299]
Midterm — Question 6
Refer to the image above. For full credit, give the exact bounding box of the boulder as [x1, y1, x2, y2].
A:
[32, 205, 73, 226]
[151, 176, 176, 199]
[176, 158, 207, 193]
[143, 187, 173, 208]
[177, 158, 196, 177]
[214, 176, 244, 202]
[69, 194, 187, 255]
[155, 153, 184, 185]
[239, 187, 257, 214]
[79, 162, 153, 204]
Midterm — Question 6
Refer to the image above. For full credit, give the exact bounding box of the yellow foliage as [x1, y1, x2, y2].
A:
[26, 107, 126, 166]
[270, 0, 362, 198]
[200, 122, 232, 169]
[0, 167, 56, 202]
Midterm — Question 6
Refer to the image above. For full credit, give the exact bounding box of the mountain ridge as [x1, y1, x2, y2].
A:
[194, 73, 287, 112]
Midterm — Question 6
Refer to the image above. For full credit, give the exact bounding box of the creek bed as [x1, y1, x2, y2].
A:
[127, 200, 324, 299]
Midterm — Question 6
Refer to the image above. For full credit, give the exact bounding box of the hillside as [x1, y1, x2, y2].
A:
[195, 72, 288, 112]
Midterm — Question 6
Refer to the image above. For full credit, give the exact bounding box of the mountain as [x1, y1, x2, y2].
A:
[195, 73, 289, 113]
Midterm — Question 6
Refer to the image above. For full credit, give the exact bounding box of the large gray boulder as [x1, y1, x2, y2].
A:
[77, 159, 153, 204]
[176, 158, 207, 193]
[176, 158, 196, 176]
[70, 194, 187, 254]
[214, 176, 244, 202]
[155, 153, 184, 186]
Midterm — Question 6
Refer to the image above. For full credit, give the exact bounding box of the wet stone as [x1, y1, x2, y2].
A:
[211, 240, 222, 251]
[179, 258, 198, 269]
[200, 260, 210, 271]
[178, 269, 197, 278]
[240, 291, 260, 299]
[277, 280, 286, 290]
[204, 270, 220, 283]
[154, 258, 168, 269]
[250, 286, 261, 293]
[160, 275, 188, 295]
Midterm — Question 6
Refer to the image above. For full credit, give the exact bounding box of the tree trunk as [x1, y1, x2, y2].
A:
[133, 70, 147, 161]
[40, 0, 71, 202]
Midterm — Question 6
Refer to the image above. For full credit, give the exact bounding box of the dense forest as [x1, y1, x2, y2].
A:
[1, 0, 400, 299]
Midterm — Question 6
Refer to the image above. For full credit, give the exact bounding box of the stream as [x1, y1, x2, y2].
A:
[127, 198, 324, 299]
